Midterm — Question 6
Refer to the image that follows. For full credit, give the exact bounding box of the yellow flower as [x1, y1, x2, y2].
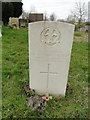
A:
[12, 23, 15, 25]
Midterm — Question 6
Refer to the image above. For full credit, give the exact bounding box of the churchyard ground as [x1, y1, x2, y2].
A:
[2, 26, 88, 119]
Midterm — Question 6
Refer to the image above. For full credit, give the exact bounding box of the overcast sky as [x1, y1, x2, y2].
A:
[22, 0, 89, 20]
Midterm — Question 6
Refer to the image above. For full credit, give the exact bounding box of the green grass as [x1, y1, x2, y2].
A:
[2, 26, 88, 119]
[74, 31, 88, 43]
[74, 31, 82, 36]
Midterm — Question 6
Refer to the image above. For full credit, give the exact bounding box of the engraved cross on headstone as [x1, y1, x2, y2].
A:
[40, 64, 57, 89]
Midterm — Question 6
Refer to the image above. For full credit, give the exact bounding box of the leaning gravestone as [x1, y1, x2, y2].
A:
[9, 17, 19, 27]
[29, 21, 75, 96]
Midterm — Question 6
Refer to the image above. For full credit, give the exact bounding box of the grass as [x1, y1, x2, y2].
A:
[2, 26, 88, 119]
[74, 31, 82, 36]
[74, 31, 88, 42]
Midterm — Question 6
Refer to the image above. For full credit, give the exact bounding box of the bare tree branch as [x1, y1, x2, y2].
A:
[72, 1, 87, 24]
[21, 9, 29, 19]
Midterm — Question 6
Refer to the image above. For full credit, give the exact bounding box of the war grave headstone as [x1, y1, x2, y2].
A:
[28, 21, 75, 96]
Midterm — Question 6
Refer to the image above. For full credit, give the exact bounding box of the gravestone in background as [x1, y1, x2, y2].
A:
[29, 21, 75, 96]
[19, 19, 28, 28]
[9, 17, 19, 27]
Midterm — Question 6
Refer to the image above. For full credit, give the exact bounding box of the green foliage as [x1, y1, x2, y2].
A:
[2, 2, 23, 25]
[24, 86, 35, 97]
[12, 2, 23, 17]
[2, 27, 88, 119]
[2, 3, 13, 25]
[86, 22, 90, 25]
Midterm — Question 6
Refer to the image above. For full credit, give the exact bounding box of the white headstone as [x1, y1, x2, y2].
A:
[29, 21, 75, 96]
[9, 17, 19, 27]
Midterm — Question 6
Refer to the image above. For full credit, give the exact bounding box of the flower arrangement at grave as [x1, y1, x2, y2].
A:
[12, 22, 17, 29]
[24, 86, 52, 101]
[24, 85, 53, 111]
[9, 23, 13, 29]
[9, 22, 19, 29]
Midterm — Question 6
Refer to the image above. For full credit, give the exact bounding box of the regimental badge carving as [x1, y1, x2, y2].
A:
[40, 28, 61, 46]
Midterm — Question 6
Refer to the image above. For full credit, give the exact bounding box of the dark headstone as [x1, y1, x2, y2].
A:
[29, 13, 43, 22]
